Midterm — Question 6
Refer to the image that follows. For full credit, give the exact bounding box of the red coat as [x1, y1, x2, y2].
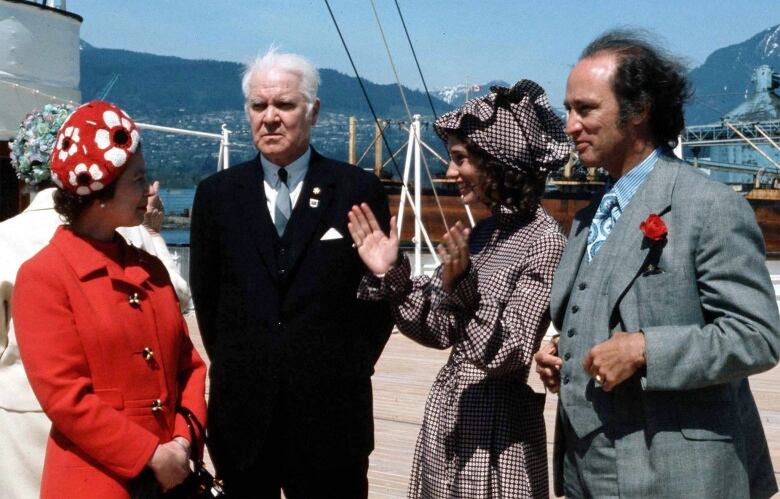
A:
[13, 226, 207, 498]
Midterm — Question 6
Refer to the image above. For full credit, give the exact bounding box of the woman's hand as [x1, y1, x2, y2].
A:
[348, 203, 399, 275]
[143, 180, 165, 234]
[147, 440, 191, 492]
[534, 336, 562, 393]
[437, 221, 471, 293]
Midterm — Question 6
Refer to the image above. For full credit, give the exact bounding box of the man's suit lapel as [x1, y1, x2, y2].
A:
[233, 156, 279, 282]
[286, 150, 336, 273]
[604, 156, 678, 311]
[551, 199, 598, 329]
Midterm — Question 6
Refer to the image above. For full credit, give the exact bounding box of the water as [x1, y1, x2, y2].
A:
[159, 188, 196, 216]
[162, 229, 191, 245]
[159, 188, 195, 245]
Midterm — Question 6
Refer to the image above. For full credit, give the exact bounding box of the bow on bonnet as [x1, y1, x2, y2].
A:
[433, 80, 570, 174]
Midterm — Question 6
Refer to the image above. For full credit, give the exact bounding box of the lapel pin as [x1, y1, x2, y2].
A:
[312, 186, 321, 196]
[309, 198, 320, 208]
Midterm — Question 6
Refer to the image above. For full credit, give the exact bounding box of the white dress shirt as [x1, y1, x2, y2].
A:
[260, 148, 310, 224]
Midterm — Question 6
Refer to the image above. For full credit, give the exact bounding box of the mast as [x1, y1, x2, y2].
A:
[348, 116, 357, 165]
[374, 120, 383, 177]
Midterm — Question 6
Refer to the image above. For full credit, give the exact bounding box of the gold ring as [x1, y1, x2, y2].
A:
[594, 374, 604, 385]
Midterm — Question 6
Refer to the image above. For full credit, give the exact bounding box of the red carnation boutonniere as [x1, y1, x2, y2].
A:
[639, 214, 667, 241]
[639, 214, 667, 275]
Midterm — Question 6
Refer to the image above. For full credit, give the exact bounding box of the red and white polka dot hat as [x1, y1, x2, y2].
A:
[50, 100, 141, 195]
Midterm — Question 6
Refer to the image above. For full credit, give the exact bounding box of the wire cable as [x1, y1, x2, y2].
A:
[368, 0, 449, 230]
[324, 0, 436, 239]
[367, 0, 413, 120]
[323, 0, 404, 179]
[393, 0, 438, 120]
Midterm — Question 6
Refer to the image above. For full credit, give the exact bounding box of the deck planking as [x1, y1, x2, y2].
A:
[186, 316, 780, 499]
[369, 332, 780, 499]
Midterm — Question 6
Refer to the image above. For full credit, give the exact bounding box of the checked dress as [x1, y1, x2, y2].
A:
[359, 205, 566, 498]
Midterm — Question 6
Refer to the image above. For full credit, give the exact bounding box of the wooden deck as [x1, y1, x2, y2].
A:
[369, 333, 780, 498]
[186, 307, 780, 498]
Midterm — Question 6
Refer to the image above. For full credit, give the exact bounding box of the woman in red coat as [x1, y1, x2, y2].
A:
[13, 100, 207, 498]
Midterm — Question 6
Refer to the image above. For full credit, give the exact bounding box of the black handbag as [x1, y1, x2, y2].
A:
[130, 407, 225, 499]
[176, 407, 226, 498]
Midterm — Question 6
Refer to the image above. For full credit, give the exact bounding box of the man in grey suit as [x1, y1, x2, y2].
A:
[535, 30, 780, 498]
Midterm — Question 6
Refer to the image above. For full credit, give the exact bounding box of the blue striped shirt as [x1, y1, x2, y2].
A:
[610, 147, 662, 214]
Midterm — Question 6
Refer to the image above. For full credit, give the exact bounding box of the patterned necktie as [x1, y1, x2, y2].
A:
[274, 168, 291, 236]
[587, 191, 620, 262]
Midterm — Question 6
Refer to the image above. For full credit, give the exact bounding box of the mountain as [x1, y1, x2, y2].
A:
[80, 41, 243, 115]
[686, 25, 780, 125]
[78, 41, 453, 186]
[433, 80, 510, 107]
[79, 41, 452, 119]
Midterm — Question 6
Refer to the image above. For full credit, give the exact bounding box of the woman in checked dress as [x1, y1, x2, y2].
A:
[348, 80, 569, 498]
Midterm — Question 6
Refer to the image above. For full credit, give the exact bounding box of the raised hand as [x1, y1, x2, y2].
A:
[143, 180, 164, 234]
[348, 203, 399, 275]
[436, 221, 471, 292]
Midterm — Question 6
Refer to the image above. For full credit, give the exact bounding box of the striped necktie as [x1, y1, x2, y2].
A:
[587, 191, 620, 262]
[274, 168, 291, 236]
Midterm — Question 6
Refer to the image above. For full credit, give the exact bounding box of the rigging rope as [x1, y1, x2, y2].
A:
[322, 0, 404, 178]
[367, 0, 450, 231]
[354, 120, 386, 166]
[0, 79, 79, 106]
[323, 0, 433, 234]
[367, 0, 413, 119]
[393, 0, 438, 120]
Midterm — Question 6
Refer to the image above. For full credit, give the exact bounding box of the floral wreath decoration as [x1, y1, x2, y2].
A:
[10, 103, 76, 186]
[49, 100, 141, 196]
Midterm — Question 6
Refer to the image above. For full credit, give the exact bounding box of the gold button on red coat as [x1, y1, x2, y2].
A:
[128, 292, 141, 307]
[142, 347, 154, 361]
[151, 399, 163, 412]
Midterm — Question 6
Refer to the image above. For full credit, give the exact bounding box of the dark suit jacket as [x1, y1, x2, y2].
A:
[190, 149, 393, 473]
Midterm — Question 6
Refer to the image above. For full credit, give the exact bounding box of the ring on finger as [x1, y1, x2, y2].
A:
[594, 373, 604, 385]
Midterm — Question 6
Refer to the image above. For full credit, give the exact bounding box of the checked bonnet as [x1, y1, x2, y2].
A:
[434, 80, 570, 174]
[49, 100, 141, 195]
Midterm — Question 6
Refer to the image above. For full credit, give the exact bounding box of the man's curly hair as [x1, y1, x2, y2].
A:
[582, 29, 693, 146]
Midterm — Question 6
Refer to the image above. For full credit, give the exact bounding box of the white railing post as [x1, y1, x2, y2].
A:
[396, 122, 416, 237]
[219, 124, 232, 171]
[135, 122, 231, 172]
[413, 115, 422, 276]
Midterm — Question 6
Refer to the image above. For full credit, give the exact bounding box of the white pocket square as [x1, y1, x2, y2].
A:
[320, 228, 343, 241]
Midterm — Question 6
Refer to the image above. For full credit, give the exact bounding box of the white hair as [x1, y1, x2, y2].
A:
[242, 47, 320, 115]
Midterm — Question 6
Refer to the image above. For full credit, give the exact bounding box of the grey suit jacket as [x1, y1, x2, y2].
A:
[550, 155, 780, 498]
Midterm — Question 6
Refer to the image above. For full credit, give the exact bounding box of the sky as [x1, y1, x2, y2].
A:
[68, 0, 780, 109]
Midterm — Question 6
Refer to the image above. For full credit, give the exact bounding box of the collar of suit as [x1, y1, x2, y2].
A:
[50, 225, 152, 288]
[552, 152, 680, 326]
[232, 147, 338, 283]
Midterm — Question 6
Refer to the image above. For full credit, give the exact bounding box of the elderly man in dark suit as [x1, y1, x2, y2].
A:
[190, 49, 393, 499]
[535, 31, 780, 498]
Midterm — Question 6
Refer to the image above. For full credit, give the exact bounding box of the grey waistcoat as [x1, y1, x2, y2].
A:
[557, 236, 645, 439]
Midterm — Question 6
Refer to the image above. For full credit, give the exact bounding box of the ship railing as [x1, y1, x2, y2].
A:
[136, 122, 232, 171]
